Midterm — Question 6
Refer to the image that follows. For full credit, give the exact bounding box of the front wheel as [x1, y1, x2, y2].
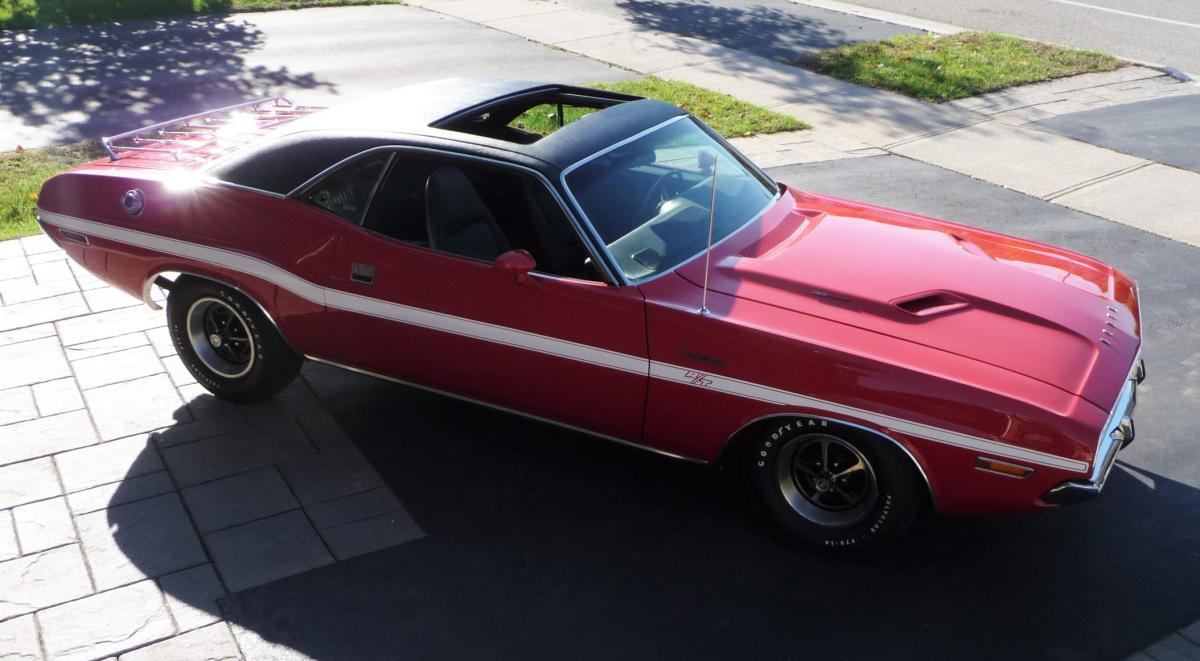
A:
[743, 418, 925, 552]
[167, 277, 301, 404]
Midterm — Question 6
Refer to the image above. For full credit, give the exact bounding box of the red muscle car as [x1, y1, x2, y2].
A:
[35, 79, 1144, 550]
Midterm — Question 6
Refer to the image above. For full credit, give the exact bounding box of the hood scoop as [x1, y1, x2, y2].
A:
[892, 291, 970, 319]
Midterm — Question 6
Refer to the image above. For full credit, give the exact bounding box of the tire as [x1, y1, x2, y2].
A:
[743, 417, 924, 552]
[166, 277, 301, 404]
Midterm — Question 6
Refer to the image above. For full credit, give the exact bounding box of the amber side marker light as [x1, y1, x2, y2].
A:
[974, 457, 1034, 479]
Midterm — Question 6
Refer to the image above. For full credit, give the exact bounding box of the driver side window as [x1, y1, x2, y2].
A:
[360, 155, 603, 282]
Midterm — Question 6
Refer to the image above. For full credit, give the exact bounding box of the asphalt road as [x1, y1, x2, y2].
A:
[815, 0, 1200, 74]
[216, 156, 1200, 661]
[1032, 94, 1200, 174]
[0, 4, 633, 150]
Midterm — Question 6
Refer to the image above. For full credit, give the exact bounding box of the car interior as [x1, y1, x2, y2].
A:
[304, 153, 602, 281]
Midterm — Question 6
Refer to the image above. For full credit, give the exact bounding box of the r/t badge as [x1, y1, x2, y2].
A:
[683, 371, 713, 387]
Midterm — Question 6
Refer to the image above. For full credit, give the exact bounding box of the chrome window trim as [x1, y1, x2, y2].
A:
[210, 179, 287, 199]
[359, 152, 396, 225]
[558, 115, 781, 287]
[285, 144, 622, 285]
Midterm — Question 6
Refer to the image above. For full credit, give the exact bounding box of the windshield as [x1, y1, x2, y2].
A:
[564, 117, 777, 281]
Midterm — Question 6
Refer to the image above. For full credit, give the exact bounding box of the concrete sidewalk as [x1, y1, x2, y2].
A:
[409, 0, 1200, 248]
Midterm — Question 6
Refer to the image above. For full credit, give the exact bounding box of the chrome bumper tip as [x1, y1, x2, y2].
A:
[1044, 356, 1143, 507]
[1043, 480, 1103, 505]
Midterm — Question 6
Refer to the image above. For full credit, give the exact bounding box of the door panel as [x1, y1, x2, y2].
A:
[322, 225, 649, 442]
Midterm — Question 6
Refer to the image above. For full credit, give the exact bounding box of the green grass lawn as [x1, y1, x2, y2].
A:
[513, 78, 808, 138]
[798, 32, 1120, 102]
[0, 142, 103, 241]
[0, 0, 402, 29]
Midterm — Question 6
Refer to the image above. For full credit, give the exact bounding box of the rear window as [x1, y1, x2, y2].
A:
[209, 135, 391, 195]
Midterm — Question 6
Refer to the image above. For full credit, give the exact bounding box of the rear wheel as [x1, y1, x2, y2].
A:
[743, 418, 924, 552]
[167, 277, 301, 403]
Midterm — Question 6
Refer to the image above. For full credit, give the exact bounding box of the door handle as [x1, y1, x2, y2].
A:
[350, 263, 375, 284]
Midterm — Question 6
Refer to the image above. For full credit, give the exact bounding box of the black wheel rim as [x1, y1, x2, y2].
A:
[775, 433, 879, 528]
[186, 297, 255, 378]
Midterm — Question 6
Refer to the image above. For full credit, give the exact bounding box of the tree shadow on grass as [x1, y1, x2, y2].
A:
[0, 13, 334, 147]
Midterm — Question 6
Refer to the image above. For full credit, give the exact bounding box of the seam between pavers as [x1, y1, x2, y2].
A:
[160, 466, 234, 597]
[49, 455, 99, 595]
[0, 242, 30, 306]
[33, 582, 183, 660]
[298, 368, 409, 532]
[147, 341, 236, 597]
[54, 336, 104, 447]
[1042, 161, 1154, 200]
[151, 568, 184, 636]
[3, 492, 70, 512]
[63, 337, 155, 365]
[33, 597, 51, 661]
[268, 399, 340, 560]
[0, 327, 56, 350]
[318, 504, 409, 536]
[3, 504, 23, 557]
[27, 379, 46, 419]
[49, 333, 108, 595]
[224, 619, 251, 661]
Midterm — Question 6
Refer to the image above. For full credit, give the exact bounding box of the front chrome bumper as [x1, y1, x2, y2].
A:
[1043, 357, 1144, 506]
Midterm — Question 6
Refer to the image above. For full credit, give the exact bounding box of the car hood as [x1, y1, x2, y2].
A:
[674, 188, 1140, 409]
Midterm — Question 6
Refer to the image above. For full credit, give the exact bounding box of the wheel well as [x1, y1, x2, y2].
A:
[154, 272, 294, 353]
[718, 414, 937, 511]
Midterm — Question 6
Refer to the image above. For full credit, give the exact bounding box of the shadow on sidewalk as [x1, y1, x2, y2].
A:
[0, 15, 334, 144]
[613, 0, 913, 62]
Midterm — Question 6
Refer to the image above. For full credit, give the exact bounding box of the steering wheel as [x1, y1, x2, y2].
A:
[638, 170, 687, 219]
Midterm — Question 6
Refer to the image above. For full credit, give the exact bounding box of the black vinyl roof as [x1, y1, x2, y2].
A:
[209, 78, 688, 195]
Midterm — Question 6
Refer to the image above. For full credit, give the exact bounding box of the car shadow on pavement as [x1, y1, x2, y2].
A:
[0, 15, 334, 146]
[99, 360, 1196, 661]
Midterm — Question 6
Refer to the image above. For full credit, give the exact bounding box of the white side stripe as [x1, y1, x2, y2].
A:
[39, 210, 1088, 473]
[652, 362, 1088, 472]
[323, 288, 648, 374]
[43, 211, 328, 305]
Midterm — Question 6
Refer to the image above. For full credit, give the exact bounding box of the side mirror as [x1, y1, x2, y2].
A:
[494, 249, 539, 287]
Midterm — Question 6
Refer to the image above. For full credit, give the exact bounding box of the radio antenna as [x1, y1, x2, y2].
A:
[699, 155, 718, 315]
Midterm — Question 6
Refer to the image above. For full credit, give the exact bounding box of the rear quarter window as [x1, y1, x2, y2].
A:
[301, 153, 391, 223]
